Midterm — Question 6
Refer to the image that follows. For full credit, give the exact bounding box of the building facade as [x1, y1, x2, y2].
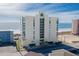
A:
[72, 20, 79, 35]
[0, 31, 13, 44]
[21, 12, 58, 47]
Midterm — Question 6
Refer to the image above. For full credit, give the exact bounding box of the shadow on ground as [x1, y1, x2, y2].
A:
[24, 43, 79, 56]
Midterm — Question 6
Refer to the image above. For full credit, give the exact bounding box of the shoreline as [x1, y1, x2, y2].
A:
[58, 28, 71, 32]
[58, 31, 72, 35]
[58, 28, 72, 35]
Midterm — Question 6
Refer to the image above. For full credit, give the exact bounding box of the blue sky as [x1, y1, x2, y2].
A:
[0, 3, 79, 23]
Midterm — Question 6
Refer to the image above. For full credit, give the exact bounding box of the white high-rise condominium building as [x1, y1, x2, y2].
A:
[21, 12, 58, 47]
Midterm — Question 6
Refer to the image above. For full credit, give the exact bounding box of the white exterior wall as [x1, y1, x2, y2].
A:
[49, 17, 58, 42]
[23, 16, 34, 46]
[44, 15, 49, 42]
[20, 17, 24, 46]
[35, 15, 40, 46]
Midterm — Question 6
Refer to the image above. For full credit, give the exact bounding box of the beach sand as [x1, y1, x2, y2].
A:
[58, 31, 79, 44]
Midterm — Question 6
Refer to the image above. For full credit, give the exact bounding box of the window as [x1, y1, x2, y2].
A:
[40, 30, 44, 33]
[33, 31, 35, 40]
[40, 18, 44, 39]
[40, 35, 44, 38]
[33, 18, 35, 30]
[49, 20, 51, 24]
[33, 18, 35, 27]
[40, 13, 43, 16]
[22, 31, 25, 40]
[56, 20, 58, 31]
[40, 18, 44, 23]
[23, 31, 25, 36]
[22, 17, 25, 23]
[22, 27, 25, 30]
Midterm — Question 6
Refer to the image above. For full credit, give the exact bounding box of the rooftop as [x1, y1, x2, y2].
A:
[49, 49, 76, 56]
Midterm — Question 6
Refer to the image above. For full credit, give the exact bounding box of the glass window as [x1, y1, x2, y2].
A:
[40, 18, 44, 23]
[40, 18, 44, 39]
[49, 20, 51, 24]
[40, 13, 43, 16]
[40, 35, 44, 38]
[33, 19, 35, 27]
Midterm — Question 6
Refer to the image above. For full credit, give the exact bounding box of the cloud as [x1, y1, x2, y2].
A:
[0, 3, 79, 17]
[0, 3, 79, 23]
[1, 3, 79, 32]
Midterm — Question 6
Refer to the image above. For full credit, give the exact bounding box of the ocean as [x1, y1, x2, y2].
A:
[58, 23, 71, 29]
[58, 23, 72, 32]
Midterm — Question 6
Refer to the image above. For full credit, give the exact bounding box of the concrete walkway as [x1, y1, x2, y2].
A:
[0, 46, 21, 56]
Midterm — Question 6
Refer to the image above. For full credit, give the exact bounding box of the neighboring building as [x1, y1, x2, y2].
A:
[21, 12, 58, 47]
[72, 20, 79, 35]
[0, 31, 13, 44]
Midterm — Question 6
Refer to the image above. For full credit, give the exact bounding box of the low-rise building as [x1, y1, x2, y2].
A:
[0, 31, 13, 45]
